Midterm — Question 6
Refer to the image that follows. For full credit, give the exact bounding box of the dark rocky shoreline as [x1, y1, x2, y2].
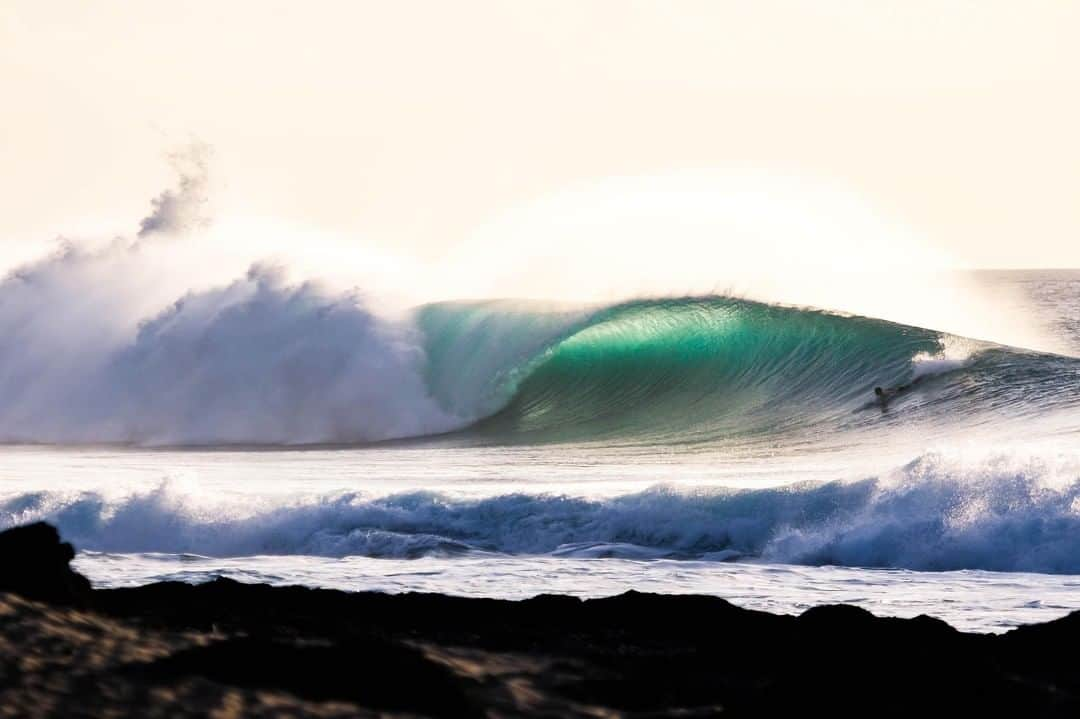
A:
[2, 522, 1079, 717]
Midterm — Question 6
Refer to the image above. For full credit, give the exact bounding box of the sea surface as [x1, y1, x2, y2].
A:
[2, 269, 1079, 633]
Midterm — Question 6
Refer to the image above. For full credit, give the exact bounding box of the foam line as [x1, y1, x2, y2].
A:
[5, 451, 1080, 573]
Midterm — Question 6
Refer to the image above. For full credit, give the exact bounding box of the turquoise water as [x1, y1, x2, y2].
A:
[1, 270, 1079, 632]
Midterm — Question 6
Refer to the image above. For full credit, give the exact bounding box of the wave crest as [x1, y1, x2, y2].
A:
[1, 219, 1076, 446]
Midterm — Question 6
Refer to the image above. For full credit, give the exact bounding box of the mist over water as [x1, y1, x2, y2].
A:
[0, 159, 1074, 446]
[2, 155, 1080, 630]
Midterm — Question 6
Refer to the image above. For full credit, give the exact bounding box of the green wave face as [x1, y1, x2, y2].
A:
[480, 299, 946, 442]
[419, 297, 951, 444]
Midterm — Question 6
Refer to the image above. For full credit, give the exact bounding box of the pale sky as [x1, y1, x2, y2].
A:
[3, 1, 1079, 269]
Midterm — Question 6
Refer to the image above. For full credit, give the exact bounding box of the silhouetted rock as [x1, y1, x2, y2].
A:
[3, 522, 1080, 717]
[0, 521, 91, 604]
[131, 636, 481, 718]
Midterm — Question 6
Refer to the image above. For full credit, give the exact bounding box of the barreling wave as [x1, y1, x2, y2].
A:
[0, 258, 1077, 446]
[419, 297, 1080, 446]
[4, 450, 1080, 572]
[3, 157, 1075, 447]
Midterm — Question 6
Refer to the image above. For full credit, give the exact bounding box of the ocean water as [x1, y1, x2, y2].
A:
[1, 265, 1079, 633]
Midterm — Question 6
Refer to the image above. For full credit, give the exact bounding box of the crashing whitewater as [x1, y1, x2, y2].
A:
[2, 155, 1079, 577]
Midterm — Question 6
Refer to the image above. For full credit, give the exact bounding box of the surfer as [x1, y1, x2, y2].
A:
[874, 386, 894, 403]
[874, 380, 916, 406]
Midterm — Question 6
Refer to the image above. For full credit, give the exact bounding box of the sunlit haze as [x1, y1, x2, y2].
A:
[6, 7, 1080, 700]
[3, 1, 1078, 271]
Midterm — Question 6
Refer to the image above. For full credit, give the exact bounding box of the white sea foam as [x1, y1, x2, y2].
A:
[3, 153, 1073, 446]
[71, 552, 1080, 633]
[4, 450, 1079, 573]
[0, 257, 463, 444]
[911, 336, 976, 380]
[0, 155, 465, 444]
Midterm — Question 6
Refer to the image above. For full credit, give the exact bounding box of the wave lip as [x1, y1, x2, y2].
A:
[5, 451, 1080, 574]
[3, 152, 1077, 448]
[2, 225, 1077, 447]
[423, 296, 1080, 446]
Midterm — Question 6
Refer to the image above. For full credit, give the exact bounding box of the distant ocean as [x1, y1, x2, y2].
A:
[2, 268, 1078, 633]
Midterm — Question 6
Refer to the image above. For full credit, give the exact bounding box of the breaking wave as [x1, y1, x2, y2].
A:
[0, 154, 1076, 447]
[420, 297, 1079, 444]
[2, 263, 1077, 446]
[3, 451, 1080, 573]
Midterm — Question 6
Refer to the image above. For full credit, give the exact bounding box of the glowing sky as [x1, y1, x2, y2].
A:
[3, 1, 1078, 268]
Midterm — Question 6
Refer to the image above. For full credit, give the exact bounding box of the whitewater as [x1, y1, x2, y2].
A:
[2, 164, 1080, 633]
